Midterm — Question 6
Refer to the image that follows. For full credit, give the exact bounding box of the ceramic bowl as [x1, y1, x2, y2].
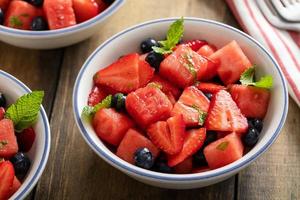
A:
[0, 70, 50, 199]
[73, 17, 288, 189]
[0, 0, 125, 49]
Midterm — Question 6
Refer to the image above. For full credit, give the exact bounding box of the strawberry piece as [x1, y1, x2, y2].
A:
[171, 86, 210, 127]
[204, 132, 244, 169]
[126, 86, 173, 128]
[116, 129, 159, 164]
[138, 59, 155, 88]
[197, 44, 217, 57]
[8, 176, 21, 198]
[147, 115, 185, 155]
[150, 75, 181, 99]
[209, 40, 252, 85]
[0, 107, 5, 120]
[229, 84, 270, 119]
[88, 85, 108, 106]
[93, 108, 134, 146]
[0, 119, 18, 159]
[182, 40, 208, 51]
[94, 0, 109, 12]
[17, 127, 36, 152]
[205, 90, 248, 133]
[168, 128, 206, 167]
[159, 45, 208, 88]
[196, 82, 225, 94]
[72, 0, 99, 23]
[174, 157, 193, 174]
[0, 161, 14, 200]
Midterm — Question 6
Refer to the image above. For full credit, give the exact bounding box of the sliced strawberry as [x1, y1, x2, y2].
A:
[0, 161, 14, 200]
[168, 128, 206, 167]
[174, 157, 193, 174]
[88, 85, 108, 106]
[182, 40, 208, 51]
[116, 129, 160, 164]
[229, 84, 270, 119]
[159, 45, 208, 88]
[196, 82, 225, 94]
[94, 0, 109, 12]
[8, 176, 21, 198]
[138, 59, 155, 88]
[171, 86, 210, 127]
[205, 90, 248, 133]
[147, 115, 185, 155]
[0, 119, 18, 159]
[150, 75, 181, 99]
[17, 127, 36, 152]
[72, 0, 99, 23]
[197, 44, 217, 57]
[126, 86, 173, 128]
[0, 107, 5, 120]
[93, 108, 134, 146]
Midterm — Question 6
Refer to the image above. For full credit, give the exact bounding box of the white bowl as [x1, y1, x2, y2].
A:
[0, 70, 51, 199]
[73, 17, 288, 189]
[0, 0, 125, 49]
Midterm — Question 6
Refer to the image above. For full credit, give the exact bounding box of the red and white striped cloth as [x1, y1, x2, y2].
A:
[226, 0, 300, 107]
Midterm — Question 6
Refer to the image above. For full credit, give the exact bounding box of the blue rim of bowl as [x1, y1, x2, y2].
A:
[73, 18, 288, 181]
[0, 0, 125, 36]
[0, 70, 50, 199]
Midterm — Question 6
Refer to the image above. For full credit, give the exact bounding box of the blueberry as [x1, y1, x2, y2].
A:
[134, 148, 154, 169]
[0, 9, 4, 25]
[204, 131, 217, 146]
[243, 128, 260, 147]
[30, 17, 48, 31]
[25, 0, 44, 6]
[204, 93, 213, 100]
[193, 150, 207, 167]
[153, 161, 173, 173]
[111, 93, 126, 111]
[103, 0, 114, 4]
[145, 51, 164, 70]
[248, 118, 263, 133]
[10, 152, 31, 180]
[140, 38, 160, 53]
[0, 93, 6, 108]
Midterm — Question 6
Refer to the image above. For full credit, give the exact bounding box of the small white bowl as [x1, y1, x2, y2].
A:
[73, 18, 288, 189]
[0, 70, 51, 199]
[0, 0, 125, 49]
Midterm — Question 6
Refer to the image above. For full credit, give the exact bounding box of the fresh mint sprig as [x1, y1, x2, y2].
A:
[240, 67, 273, 89]
[81, 95, 112, 121]
[152, 17, 184, 54]
[5, 91, 44, 132]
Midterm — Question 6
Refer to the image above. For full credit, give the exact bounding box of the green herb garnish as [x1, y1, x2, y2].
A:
[0, 140, 8, 149]
[240, 67, 273, 89]
[5, 91, 44, 132]
[216, 141, 229, 151]
[82, 95, 112, 121]
[152, 17, 184, 54]
[191, 105, 207, 126]
[9, 16, 23, 28]
[147, 82, 163, 90]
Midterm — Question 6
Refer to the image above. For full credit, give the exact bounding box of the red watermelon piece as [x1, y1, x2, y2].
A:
[0, 119, 18, 159]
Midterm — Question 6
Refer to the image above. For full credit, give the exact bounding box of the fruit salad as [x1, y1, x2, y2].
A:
[0, 0, 113, 31]
[0, 91, 44, 199]
[82, 18, 272, 174]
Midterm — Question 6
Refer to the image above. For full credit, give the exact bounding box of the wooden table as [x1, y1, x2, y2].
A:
[1, 0, 299, 199]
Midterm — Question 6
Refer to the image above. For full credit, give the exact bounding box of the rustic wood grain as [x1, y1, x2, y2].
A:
[34, 0, 239, 199]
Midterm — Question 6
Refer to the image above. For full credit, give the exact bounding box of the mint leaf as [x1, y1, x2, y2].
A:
[216, 141, 229, 151]
[0, 140, 8, 149]
[9, 16, 23, 28]
[191, 105, 207, 126]
[152, 17, 184, 54]
[240, 67, 273, 89]
[5, 91, 44, 132]
[147, 82, 163, 90]
[81, 95, 112, 121]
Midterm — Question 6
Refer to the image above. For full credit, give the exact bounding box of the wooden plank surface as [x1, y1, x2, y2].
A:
[34, 0, 238, 199]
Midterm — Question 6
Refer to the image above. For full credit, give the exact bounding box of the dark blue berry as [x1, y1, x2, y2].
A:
[10, 152, 31, 180]
[153, 161, 173, 173]
[134, 148, 154, 169]
[0, 93, 6, 108]
[193, 150, 207, 167]
[248, 118, 263, 133]
[140, 38, 159, 53]
[243, 128, 260, 147]
[25, 0, 44, 6]
[204, 93, 213, 100]
[111, 93, 126, 111]
[145, 51, 164, 70]
[204, 131, 217, 146]
[0, 9, 4, 25]
[31, 17, 48, 31]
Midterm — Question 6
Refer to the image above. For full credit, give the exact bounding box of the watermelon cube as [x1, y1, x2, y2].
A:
[204, 132, 244, 169]
[0, 119, 18, 159]
[116, 129, 160, 164]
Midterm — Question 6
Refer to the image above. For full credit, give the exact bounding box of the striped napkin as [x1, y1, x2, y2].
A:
[226, 0, 300, 107]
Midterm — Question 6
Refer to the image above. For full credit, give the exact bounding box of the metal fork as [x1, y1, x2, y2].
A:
[271, 0, 300, 22]
[257, 0, 300, 31]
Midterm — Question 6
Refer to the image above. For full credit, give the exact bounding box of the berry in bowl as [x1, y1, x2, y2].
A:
[0, 0, 124, 49]
[73, 18, 288, 189]
[0, 70, 50, 199]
